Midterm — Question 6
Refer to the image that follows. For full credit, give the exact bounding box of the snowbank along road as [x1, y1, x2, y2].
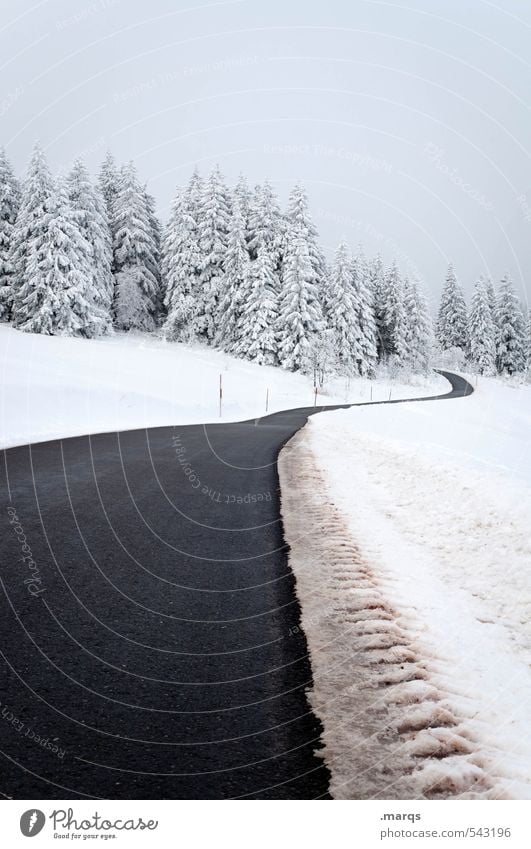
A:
[0, 370, 472, 799]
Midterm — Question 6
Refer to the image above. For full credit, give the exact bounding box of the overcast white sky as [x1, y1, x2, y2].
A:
[2, 0, 530, 307]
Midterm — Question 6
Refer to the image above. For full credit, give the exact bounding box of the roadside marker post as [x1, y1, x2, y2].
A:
[219, 374, 222, 418]
[265, 387, 269, 412]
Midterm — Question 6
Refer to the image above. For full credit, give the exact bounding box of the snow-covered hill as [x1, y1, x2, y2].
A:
[0, 325, 445, 449]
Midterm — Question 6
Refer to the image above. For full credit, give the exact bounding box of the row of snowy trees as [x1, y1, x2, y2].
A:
[0, 144, 161, 336]
[161, 167, 434, 376]
[436, 265, 531, 375]
[0, 144, 435, 378]
[1, 143, 527, 379]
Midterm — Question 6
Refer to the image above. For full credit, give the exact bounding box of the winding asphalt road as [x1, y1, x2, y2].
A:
[0, 370, 473, 799]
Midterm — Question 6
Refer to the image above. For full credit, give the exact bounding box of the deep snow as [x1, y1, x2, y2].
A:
[0, 324, 445, 448]
[279, 374, 531, 799]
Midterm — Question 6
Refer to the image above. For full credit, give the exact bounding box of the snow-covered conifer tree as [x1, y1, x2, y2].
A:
[0, 148, 21, 319]
[284, 182, 325, 287]
[525, 309, 531, 373]
[351, 249, 378, 375]
[248, 180, 283, 281]
[403, 278, 434, 374]
[67, 158, 113, 325]
[112, 162, 161, 331]
[11, 143, 54, 328]
[143, 185, 163, 316]
[15, 177, 108, 337]
[162, 173, 202, 342]
[368, 253, 387, 360]
[436, 264, 468, 351]
[485, 278, 497, 318]
[98, 150, 120, 225]
[276, 233, 322, 370]
[233, 173, 252, 247]
[495, 275, 526, 374]
[325, 241, 375, 375]
[235, 242, 278, 365]
[196, 165, 231, 341]
[380, 261, 408, 363]
[215, 197, 250, 351]
[468, 278, 496, 374]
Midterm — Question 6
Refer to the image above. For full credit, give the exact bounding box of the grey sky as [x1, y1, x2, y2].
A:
[2, 0, 530, 308]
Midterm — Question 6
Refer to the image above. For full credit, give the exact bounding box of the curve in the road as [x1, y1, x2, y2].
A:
[0, 370, 473, 799]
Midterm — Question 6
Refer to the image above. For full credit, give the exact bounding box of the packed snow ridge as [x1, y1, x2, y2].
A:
[279, 373, 531, 800]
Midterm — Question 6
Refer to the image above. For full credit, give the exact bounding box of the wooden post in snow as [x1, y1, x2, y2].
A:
[314, 386, 318, 407]
[219, 374, 222, 417]
[265, 387, 269, 412]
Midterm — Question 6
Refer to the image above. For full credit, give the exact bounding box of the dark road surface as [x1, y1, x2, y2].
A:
[0, 370, 473, 799]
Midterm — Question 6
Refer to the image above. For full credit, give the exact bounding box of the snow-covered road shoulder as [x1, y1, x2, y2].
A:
[279, 376, 531, 799]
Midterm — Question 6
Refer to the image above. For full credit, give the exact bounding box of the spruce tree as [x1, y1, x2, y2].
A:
[196, 165, 231, 341]
[112, 162, 161, 331]
[495, 275, 526, 374]
[215, 196, 250, 351]
[525, 309, 531, 373]
[485, 278, 497, 318]
[404, 278, 433, 374]
[67, 158, 113, 325]
[143, 184, 163, 317]
[381, 261, 408, 363]
[368, 253, 387, 360]
[11, 143, 55, 328]
[351, 249, 378, 375]
[277, 233, 322, 370]
[436, 264, 468, 351]
[15, 177, 107, 337]
[0, 148, 21, 320]
[468, 278, 496, 374]
[284, 182, 325, 287]
[234, 173, 252, 247]
[325, 241, 376, 375]
[236, 243, 278, 365]
[248, 180, 283, 282]
[98, 150, 120, 225]
[162, 174, 202, 342]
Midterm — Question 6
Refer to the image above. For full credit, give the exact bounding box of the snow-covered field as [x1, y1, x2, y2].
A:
[0, 324, 445, 448]
[279, 374, 531, 799]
